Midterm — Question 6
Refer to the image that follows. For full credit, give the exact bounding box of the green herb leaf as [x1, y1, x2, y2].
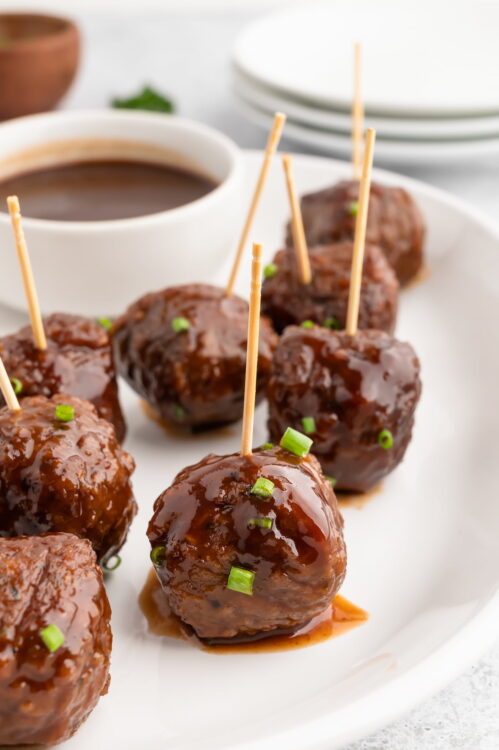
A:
[112, 85, 174, 114]
[300, 320, 315, 329]
[97, 317, 113, 332]
[348, 201, 359, 217]
[260, 442, 273, 450]
[301, 416, 316, 435]
[10, 377, 22, 395]
[325, 475, 337, 488]
[103, 555, 122, 571]
[171, 317, 190, 333]
[323, 317, 340, 330]
[150, 546, 166, 567]
[263, 263, 278, 279]
[377, 429, 394, 450]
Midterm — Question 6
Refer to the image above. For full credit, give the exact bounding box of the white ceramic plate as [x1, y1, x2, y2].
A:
[233, 68, 499, 141]
[233, 0, 499, 117]
[235, 96, 499, 166]
[3, 151, 499, 750]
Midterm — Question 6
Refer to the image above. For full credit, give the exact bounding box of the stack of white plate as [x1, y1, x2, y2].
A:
[232, 0, 499, 165]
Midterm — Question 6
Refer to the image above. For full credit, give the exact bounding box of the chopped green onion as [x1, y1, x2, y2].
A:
[323, 317, 340, 330]
[348, 201, 359, 216]
[300, 320, 315, 329]
[377, 429, 394, 450]
[260, 442, 273, 450]
[173, 403, 185, 421]
[227, 566, 255, 596]
[248, 517, 273, 530]
[325, 475, 337, 488]
[103, 555, 121, 571]
[250, 477, 275, 498]
[54, 404, 74, 422]
[150, 545, 166, 567]
[10, 377, 22, 395]
[97, 317, 113, 332]
[301, 416, 316, 435]
[263, 263, 278, 279]
[280, 426, 313, 458]
[171, 317, 190, 333]
[39, 624, 64, 653]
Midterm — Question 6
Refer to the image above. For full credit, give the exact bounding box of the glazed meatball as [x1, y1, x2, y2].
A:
[267, 326, 422, 493]
[0, 312, 126, 441]
[261, 241, 398, 334]
[113, 283, 278, 429]
[0, 533, 112, 746]
[286, 180, 425, 285]
[147, 446, 347, 640]
[0, 394, 136, 562]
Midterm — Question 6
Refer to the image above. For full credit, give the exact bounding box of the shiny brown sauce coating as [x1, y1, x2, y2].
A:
[147, 446, 347, 640]
[286, 180, 425, 285]
[0, 533, 112, 746]
[0, 312, 126, 442]
[0, 394, 136, 562]
[261, 241, 399, 334]
[267, 327, 422, 492]
[112, 283, 278, 429]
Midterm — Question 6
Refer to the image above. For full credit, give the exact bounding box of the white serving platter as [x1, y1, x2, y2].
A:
[233, 0, 499, 117]
[2, 151, 499, 750]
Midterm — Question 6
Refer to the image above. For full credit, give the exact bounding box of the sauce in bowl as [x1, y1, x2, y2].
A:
[0, 159, 218, 221]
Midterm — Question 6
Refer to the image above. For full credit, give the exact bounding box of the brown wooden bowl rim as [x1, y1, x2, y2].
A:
[0, 12, 79, 56]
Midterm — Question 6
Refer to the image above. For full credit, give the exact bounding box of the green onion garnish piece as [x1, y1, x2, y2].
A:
[39, 624, 65, 653]
[97, 317, 113, 332]
[377, 429, 394, 450]
[325, 475, 337, 488]
[103, 555, 122, 571]
[301, 416, 316, 435]
[248, 517, 273, 530]
[150, 545, 166, 567]
[280, 426, 313, 458]
[300, 320, 315, 329]
[173, 403, 185, 420]
[171, 317, 190, 333]
[54, 404, 74, 422]
[227, 566, 255, 596]
[250, 477, 275, 498]
[323, 317, 340, 330]
[10, 377, 22, 395]
[263, 263, 278, 279]
[348, 201, 359, 216]
[260, 442, 273, 450]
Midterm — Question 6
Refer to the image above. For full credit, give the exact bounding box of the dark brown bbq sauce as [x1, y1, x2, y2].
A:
[139, 569, 368, 653]
[0, 160, 218, 221]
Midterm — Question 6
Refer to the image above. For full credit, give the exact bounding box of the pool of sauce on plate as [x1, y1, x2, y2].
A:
[337, 483, 383, 510]
[139, 568, 368, 653]
[140, 399, 236, 441]
[0, 160, 217, 221]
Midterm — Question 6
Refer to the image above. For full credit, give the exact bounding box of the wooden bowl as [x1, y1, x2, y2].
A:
[0, 13, 80, 120]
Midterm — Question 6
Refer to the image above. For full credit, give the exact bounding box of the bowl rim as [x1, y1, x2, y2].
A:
[0, 109, 245, 233]
[0, 12, 78, 52]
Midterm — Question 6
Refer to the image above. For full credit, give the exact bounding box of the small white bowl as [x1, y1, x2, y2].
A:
[0, 110, 245, 316]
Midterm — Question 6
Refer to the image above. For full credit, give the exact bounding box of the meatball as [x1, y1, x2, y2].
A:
[112, 283, 278, 429]
[0, 394, 136, 563]
[147, 445, 347, 640]
[261, 241, 398, 334]
[0, 533, 112, 746]
[0, 312, 126, 442]
[267, 326, 421, 493]
[286, 180, 425, 285]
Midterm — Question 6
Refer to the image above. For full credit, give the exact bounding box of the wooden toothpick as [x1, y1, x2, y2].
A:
[282, 154, 311, 285]
[346, 128, 376, 336]
[352, 42, 364, 181]
[7, 196, 47, 350]
[226, 113, 286, 296]
[240, 242, 263, 457]
[0, 356, 21, 412]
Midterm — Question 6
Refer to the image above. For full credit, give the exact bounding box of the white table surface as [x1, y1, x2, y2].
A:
[2, 7, 499, 749]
